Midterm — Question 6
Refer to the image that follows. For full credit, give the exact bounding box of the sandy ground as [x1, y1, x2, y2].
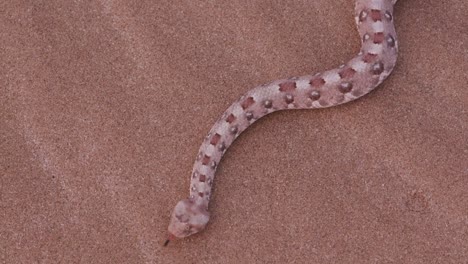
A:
[1, 0, 467, 263]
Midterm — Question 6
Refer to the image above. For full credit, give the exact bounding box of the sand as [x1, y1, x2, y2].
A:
[1, 0, 467, 263]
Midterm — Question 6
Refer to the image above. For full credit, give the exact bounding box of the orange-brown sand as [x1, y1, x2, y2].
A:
[1, 0, 467, 263]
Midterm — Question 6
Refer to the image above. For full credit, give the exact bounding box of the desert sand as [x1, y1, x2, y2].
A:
[1, 0, 467, 263]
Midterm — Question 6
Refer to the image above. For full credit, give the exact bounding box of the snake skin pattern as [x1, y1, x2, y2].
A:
[166, 0, 399, 244]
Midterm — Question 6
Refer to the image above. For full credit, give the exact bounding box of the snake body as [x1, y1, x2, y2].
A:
[167, 0, 399, 242]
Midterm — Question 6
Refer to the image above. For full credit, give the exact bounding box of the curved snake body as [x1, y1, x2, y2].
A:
[167, 0, 399, 242]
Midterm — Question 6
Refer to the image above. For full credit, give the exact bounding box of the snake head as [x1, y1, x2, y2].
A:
[167, 198, 210, 239]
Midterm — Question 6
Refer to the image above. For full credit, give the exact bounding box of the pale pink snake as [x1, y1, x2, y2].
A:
[166, 0, 399, 245]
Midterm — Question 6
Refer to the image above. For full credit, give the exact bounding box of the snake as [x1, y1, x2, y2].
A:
[166, 0, 399, 245]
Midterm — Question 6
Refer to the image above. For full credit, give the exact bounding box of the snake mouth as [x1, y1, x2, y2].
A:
[163, 233, 177, 247]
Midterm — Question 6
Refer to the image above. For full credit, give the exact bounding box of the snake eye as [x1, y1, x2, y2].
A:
[185, 224, 191, 231]
[176, 214, 189, 223]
